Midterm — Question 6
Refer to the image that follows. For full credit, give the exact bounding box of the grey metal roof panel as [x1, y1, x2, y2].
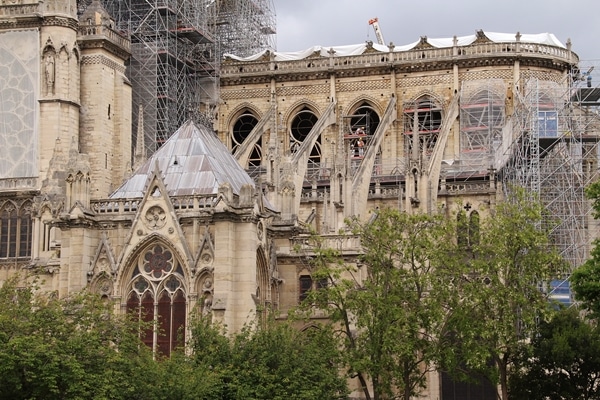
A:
[111, 120, 255, 199]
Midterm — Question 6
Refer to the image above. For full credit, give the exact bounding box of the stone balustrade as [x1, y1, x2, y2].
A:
[0, 2, 39, 16]
[292, 233, 361, 255]
[78, 24, 130, 52]
[442, 182, 492, 194]
[91, 195, 217, 214]
[0, 177, 38, 190]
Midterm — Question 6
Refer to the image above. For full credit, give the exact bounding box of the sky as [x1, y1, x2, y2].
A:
[274, 0, 600, 67]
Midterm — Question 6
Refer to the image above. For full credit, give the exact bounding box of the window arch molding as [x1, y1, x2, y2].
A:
[280, 99, 322, 127]
[344, 98, 383, 135]
[226, 102, 263, 147]
[345, 97, 384, 117]
[256, 245, 270, 307]
[227, 104, 265, 175]
[116, 235, 190, 291]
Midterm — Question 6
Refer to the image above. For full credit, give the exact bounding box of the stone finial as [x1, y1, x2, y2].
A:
[134, 104, 146, 170]
[218, 183, 234, 204]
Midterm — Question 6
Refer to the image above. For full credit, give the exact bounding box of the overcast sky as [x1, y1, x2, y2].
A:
[274, 0, 600, 67]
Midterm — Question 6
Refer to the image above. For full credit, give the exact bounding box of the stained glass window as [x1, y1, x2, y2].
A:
[126, 243, 186, 356]
[0, 201, 32, 259]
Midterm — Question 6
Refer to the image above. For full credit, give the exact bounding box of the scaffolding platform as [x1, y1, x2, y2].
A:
[571, 87, 600, 106]
[171, 26, 214, 44]
[498, 72, 600, 272]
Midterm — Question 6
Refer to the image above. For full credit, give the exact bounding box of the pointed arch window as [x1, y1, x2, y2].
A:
[457, 209, 480, 249]
[125, 244, 186, 357]
[460, 90, 505, 155]
[346, 103, 383, 166]
[299, 275, 313, 302]
[403, 97, 443, 154]
[290, 107, 322, 180]
[469, 211, 480, 247]
[0, 200, 32, 259]
[290, 107, 318, 146]
[298, 273, 327, 304]
[231, 112, 262, 169]
[350, 102, 381, 135]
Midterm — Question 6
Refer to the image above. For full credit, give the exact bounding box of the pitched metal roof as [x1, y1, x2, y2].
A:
[111, 120, 256, 198]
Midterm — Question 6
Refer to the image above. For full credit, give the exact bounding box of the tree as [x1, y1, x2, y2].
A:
[571, 180, 600, 318]
[185, 314, 348, 400]
[510, 308, 600, 400]
[446, 190, 565, 400]
[0, 275, 157, 400]
[298, 208, 461, 400]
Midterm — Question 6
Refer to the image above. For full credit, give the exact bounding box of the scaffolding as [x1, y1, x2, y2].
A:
[78, 0, 276, 155]
[498, 65, 600, 273]
[213, 0, 276, 58]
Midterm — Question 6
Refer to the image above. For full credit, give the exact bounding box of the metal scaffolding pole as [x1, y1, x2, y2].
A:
[499, 66, 600, 272]
[78, 0, 276, 155]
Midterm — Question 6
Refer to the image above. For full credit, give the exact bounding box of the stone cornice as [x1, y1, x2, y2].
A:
[41, 14, 77, 29]
[0, 14, 77, 31]
[39, 98, 81, 108]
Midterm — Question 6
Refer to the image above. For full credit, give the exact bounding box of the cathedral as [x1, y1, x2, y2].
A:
[1, 0, 599, 397]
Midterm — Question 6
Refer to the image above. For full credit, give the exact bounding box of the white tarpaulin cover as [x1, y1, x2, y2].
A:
[225, 31, 565, 62]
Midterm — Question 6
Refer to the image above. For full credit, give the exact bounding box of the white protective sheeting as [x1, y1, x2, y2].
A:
[485, 32, 564, 47]
[224, 31, 566, 62]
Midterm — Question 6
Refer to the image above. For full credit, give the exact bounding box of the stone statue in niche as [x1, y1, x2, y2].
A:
[44, 52, 55, 95]
[202, 295, 213, 315]
[202, 277, 213, 315]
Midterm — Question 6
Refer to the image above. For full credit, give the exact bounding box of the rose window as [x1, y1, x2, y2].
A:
[143, 245, 173, 279]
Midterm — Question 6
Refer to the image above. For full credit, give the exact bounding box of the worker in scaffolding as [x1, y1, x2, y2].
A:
[357, 136, 365, 157]
[355, 126, 366, 136]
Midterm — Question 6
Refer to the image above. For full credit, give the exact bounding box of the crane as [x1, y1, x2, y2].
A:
[368, 17, 385, 46]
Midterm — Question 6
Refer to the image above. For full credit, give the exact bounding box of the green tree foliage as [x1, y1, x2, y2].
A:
[184, 315, 348, 400]
[0, 275, 347, 400]
[510, 308, 600, 400]
[446, 190, 564, 400]
[298, 208, 461, 400]
[572, 180, 600, 318]
[0, 276, 156, 400]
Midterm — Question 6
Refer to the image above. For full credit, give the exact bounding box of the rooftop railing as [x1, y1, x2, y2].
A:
[78, 24, 130, 52]
[0, 2, 40, 16]
[91, 194, 217, 215]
